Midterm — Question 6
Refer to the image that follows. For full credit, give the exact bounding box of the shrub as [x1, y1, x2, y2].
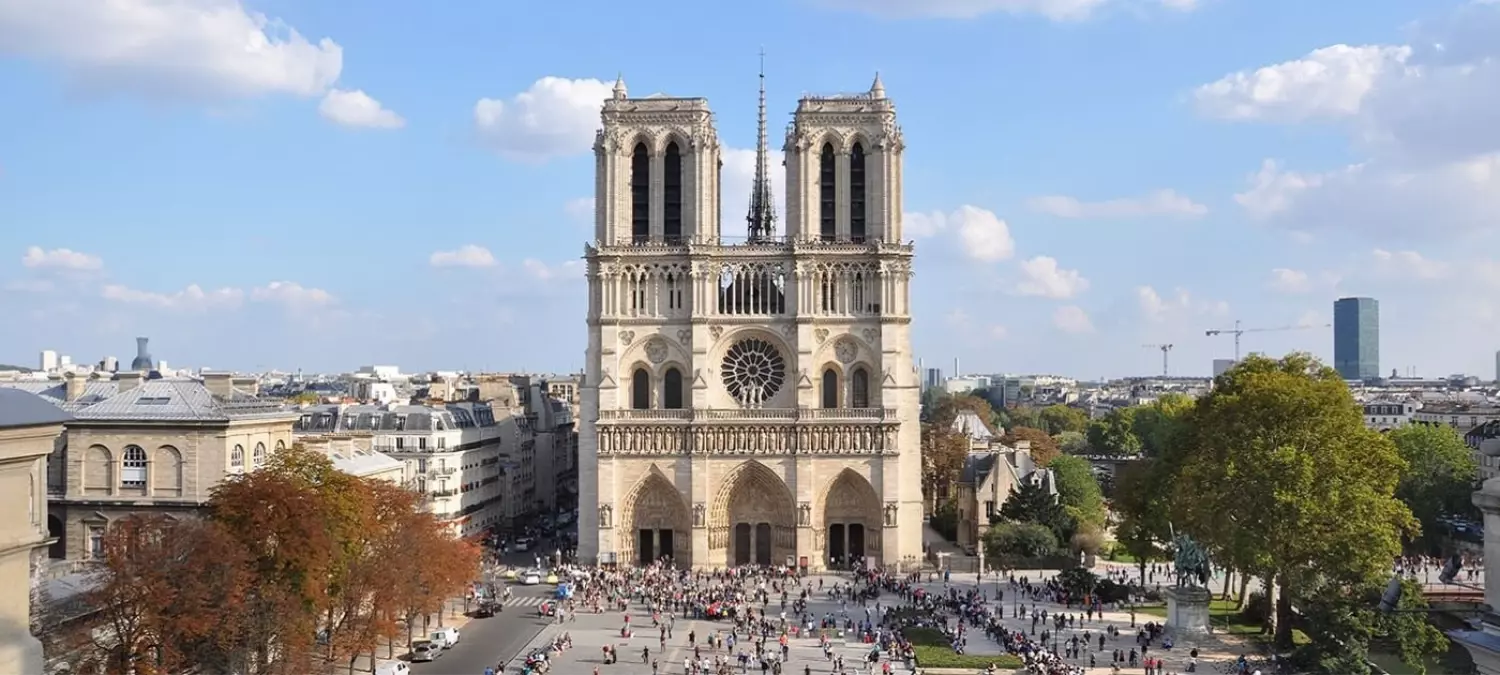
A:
[984, 521, 1060, 560]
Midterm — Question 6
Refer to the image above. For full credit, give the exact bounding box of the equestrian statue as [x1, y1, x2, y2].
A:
[1168, 525, 1213, 588]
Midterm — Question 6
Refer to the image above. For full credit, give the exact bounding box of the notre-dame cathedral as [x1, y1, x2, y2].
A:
[576, 70, 921, 570]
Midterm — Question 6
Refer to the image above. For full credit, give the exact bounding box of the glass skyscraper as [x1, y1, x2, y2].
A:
[1333, 297, 1379, 380]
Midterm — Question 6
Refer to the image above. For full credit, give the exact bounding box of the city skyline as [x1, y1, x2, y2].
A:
[2, 0, 1498, 377]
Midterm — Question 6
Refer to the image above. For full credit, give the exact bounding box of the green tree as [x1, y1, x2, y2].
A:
[1086, 408, 1141, 456]
[1130, 394, 1194, 457]
[921, 422, 971, 508]
[999, 480, 1073, 543]
[1294, 578, 1449, 675]
[1111, 460, 1171, 582]
[1038, 404, 1090, 435]
[1000, 426, 1060, 467]
[983, 521, 1059, 560]
[1171, 354, 1416, 648]
[1008, 406, 1043, 431]
[1055, 430, 1088, 455]
[931, 393, 1000, 431]
[1049, 455, 1106, 529]
[1388, 425, 1480, 550]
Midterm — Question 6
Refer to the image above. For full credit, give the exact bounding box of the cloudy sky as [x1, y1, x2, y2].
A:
[1, 0, 1497, 378]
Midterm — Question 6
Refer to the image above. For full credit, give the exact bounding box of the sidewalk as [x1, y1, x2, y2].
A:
[356, 595, 476, 672]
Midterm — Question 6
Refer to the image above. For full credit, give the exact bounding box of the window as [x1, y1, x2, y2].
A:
[253, 442, 266, 467]
[663, 368, 684, 410]
[821, 369, 839, 409]
[230, 445, 244, 470]
[985, 500, 995, 517]
[396, 437, 406, 450]
[849, 142, 866, 242]
[851, 368, 870, 409]
[121, 446, 147, 487]
[419, 437, 428, 450]
[631, 368, 652, 410]
[664, 141, 683, 242]
[631, 143, 650, 244]
[88, 526, 105, 560]
[819, 143, 836, 241]
[275, 439, 285, 451]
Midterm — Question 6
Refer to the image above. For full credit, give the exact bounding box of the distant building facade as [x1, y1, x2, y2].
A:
[0, 390, 68, 675]
[1333, 297, 1379, 380]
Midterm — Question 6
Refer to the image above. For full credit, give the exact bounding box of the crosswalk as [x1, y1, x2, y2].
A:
[486, 596, 549, 607]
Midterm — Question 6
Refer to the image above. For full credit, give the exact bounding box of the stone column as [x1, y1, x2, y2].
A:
[1449, 479, 1500, 673]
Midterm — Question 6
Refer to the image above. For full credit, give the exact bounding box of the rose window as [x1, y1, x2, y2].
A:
[721, 338, 786, 406]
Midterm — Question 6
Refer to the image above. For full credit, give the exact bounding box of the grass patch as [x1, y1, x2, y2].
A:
[904, 627, 1023, 671]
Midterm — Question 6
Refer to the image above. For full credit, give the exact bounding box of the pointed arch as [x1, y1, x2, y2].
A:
[710, 460, 797, 566]
[849, 141, 867, 242]
[619, 467, 691, 566]
[819, 143, 836, 241]
[664, 141, 683, 243]
[631, 142, 650, 244]
[631, 367, 652, 410]
[663, 367, 684, 410]
[851, 367, 870, 409]
[819, 467, 883, 567]
[821, 368, 840, 409]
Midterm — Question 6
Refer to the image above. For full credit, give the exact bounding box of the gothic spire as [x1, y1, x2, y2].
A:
[746, 49, 777, 243]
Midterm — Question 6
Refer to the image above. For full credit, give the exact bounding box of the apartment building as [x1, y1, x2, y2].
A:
[1363, 399, 1420, 431]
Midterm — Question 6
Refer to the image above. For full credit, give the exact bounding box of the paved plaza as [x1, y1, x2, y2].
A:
[506, 568, 1256, 675]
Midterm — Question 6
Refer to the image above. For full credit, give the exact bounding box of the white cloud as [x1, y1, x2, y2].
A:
[250, 281, 335, 308]
[1052, 305, 1094, 334]
[988, 324, 1009, 340]
[1369, 248, 1448, 280]
[522, 259, 583, 282]
[429, 245, 497, 269]
[1194, 45, 1412, 123]
[720, 147, 788, 241]
[3, 279, 55, 293]
[811, 0, 1141, 21]
[903, 211, 948, 238]
[473, 77, 613, 161]
[0, 0, 342, 101]
[1295, 310, 1327, 328]
[1267, 268, 1310, 293]
[564, 197, 595, 223]
[945, 309, 972, 329]
[318, 89, 404, 129]
[1200, 5, 1500, 237]
[1137, 285, 1228, 321]
[1158, 0, 1197, 9]
[22, 246, 102, 271]
[101, 283, 243, 311]
[1026, 189, 1207, 220]
[1013, 256, 1089, 299]
[953, 206, 1015, 262]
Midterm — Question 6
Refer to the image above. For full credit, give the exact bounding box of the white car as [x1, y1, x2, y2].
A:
[521, 571, 542, 585]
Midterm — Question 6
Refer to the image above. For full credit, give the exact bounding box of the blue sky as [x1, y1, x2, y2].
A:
[2, 0, 1498, 378]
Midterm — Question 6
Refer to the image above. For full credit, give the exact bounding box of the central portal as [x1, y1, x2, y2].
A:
[712, 461, 797, 568]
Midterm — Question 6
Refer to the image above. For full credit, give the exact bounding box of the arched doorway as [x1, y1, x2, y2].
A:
[821, 468, 883, 568]
[619, 470, 691, 567]
[47, 514, 64, 559]
[711, 461, 796, 567]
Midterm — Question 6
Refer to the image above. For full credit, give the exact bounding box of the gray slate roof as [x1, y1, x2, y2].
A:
[0, 378, 292, 423]
[294, 402, 498, 433]
[0, 389, 72, 428]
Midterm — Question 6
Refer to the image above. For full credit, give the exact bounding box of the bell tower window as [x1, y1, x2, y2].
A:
[819, 143, 836, 242]
[664, 142, 683, 243]
[821, 369, 839, 409]
[663, 368, 684, 410]
[631, 368, 651, 410]
[851, 367, 870, 409]
[849, 142, 866, 243]
[631, 143, 650, 244]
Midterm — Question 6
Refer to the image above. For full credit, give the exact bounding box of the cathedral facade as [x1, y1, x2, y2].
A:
[577, 72, 921, 570]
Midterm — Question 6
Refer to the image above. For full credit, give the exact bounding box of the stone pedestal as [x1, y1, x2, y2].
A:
[1165, 585, 1212, 635]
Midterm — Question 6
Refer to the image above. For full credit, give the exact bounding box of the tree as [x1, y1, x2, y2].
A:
[983, 521, 1059, 560]
[1171, 354, 1416, 648]
[1293, 577, 1449, 675]
[1054, 430, 1089, 455]
[1111, 460, 1171, 582]
[998, 480, 1073, 544]
[921, 422, 971, 506]
[1048, 455, 1106, 531]
[1007, 406, 1043, 431]
[1130, 393, 1193, 457]
[1086, 409, 1141, 456]
[931, 393, 999, 431]
[1038, 404, 1090, 435]
[1388, 425, 1480, 551]
[1000, 426, 1060, 467]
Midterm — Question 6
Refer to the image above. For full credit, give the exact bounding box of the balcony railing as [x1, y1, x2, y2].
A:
[598, 408, 896, 423]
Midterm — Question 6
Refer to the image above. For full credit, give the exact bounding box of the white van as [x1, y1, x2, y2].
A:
[374, 661, 410, 675]
[429, 627, 461, 649]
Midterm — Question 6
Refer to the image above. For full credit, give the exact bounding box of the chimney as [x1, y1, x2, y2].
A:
[203, 372, 235, 398]
[64, 371, 86, 402]
[117, 371, 144, 393]
[231, 376, 259, 396]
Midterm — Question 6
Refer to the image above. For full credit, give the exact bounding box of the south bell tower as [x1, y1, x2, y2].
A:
[579, 70, 920, 571]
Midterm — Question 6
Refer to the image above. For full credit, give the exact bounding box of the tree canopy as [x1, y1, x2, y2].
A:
[1037, 404, 1090, 435]
[983, 521, 1059, 560]
[1086, 408, 1142, 456]
[1388, 424, 1480, 550]
[1000, 426, 1060, 467]
[998, 479, 1074, 545]
[1170, 353, 1416, 648]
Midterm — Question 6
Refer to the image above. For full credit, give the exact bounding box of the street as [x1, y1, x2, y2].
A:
[408, 583, 556, 675]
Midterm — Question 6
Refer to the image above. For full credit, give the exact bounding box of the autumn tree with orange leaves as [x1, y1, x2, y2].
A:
[74, 444, 480, 675]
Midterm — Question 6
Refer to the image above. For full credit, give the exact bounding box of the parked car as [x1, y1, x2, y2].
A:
[429, 627, 460, 649]
[376, 661, 412, 675]
[409, 642, 440, 663]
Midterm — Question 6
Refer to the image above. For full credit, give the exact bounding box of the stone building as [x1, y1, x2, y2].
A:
[0, 390, 68, 675]
[578, 72, 921, 570]
[2, 371, 296, 561]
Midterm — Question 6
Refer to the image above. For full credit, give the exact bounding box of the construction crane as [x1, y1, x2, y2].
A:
[1205, 320, 1332, 360]
[1142, 344, 1174, 377]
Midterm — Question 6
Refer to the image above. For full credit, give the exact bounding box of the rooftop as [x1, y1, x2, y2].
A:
[0, 388, 71, 428]
[0, 377, 292, 422]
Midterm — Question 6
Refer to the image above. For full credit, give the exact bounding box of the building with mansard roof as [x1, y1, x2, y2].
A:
[579, 70, 920, 570]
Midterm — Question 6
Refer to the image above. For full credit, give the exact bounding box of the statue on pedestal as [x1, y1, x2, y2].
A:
[1171, 531, 1213, 588]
